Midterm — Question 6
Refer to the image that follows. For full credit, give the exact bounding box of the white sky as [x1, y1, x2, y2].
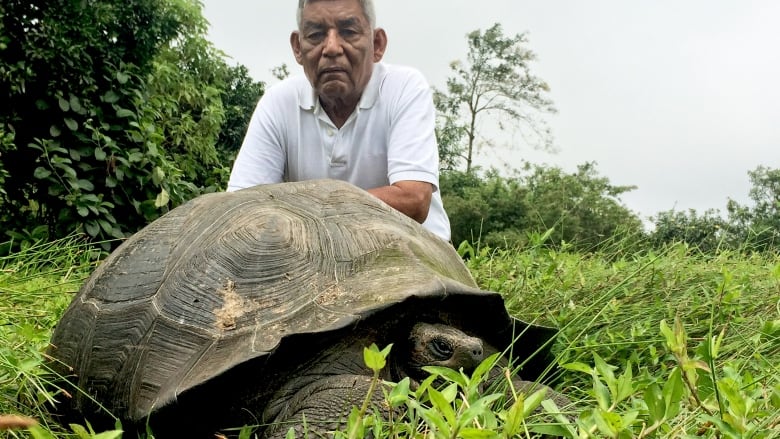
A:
[201, 0, 780, 221]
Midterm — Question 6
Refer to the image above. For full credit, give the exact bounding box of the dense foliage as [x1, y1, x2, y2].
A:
[443, 163, 780, 255]
[0, 0, 263, 251]
[441, 163, 645, 252]
[650, 166, 780, 254]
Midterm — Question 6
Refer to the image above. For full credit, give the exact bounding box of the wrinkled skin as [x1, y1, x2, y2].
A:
[290, 0, 387, 126]
[260, 323, 572, 438]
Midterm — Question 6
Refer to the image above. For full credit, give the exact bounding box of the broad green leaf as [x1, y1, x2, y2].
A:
[522, 386, 548, 417]
[58, 97, 70, 112]
[424, 365, 467, 388]
[69, 95, 83, 113]
[68, 423, 90, 439]
[152, 166, 165, 185]
[116, 71, 130, 84]
[110, 225, 126, 239]
[428, 387, 457, 428]
[49, 125, 61, 137]
[128, 151, 144, 163]
[440, 382, 458, 402]
[94, 148, 107, 161]
[27, 425, 55, 439]
[64, 118, 78, 131]
[459, 393, 501, 427]
[155, 188, 170, 207]
[592, 375, 611, 410]
[615, 362, 634, 403]
[116, 108, 134, 118]
[471, 352, 501, 383]
[76, 179, 95, 191]
[77, 206, 89, 217]
[85, 220, 100, 237]
[91, 431, 123, 439]
[458, 428, 496, 439]
[98, 219, 113, 235]
[415, 398, 450, 436]
[592, 408, 620, 437]
[363, 343, 388, 371]
[389, 377, 411, 407]
[663, 367, 684, 419]
[561, 362, 593, 374]
[643, 383, 665, 422]
[593, 353, 616, 391]
[503, 397, 525, 437]
[103, 90, 120, 103]
[620, 410, 640, 430]
[33, 167, 51, 179]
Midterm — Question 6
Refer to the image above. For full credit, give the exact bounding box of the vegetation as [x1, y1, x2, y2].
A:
[650, 165, 780, 254]
[1, 232, 778, 438]
[434, 23, 556, 172]
[441, 163, 644, 253]
[0, 0, 264, 250]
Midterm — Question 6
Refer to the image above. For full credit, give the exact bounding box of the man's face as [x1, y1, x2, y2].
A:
[291, 0, 387, 109]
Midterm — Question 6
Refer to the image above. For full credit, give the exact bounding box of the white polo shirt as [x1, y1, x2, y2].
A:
[227, 62, 451, 241]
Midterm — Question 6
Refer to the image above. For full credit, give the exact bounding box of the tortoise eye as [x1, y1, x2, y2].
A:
[430, 338, 454, 359]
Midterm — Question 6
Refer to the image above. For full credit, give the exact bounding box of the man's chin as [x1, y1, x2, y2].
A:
[318, 83, 353, 100]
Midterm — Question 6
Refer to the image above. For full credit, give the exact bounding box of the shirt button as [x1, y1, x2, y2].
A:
[326, 128, 335, 137]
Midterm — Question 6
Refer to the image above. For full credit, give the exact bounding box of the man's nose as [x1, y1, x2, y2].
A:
[322, 29, 344, 56]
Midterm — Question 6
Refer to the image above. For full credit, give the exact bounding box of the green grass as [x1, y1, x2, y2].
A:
[1, 236, 105, 438]
[464, 237, 780, 437]
[1, 234, 779, 438]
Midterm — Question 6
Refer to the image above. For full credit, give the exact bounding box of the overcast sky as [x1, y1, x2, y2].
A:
[201, 0, 780, 221]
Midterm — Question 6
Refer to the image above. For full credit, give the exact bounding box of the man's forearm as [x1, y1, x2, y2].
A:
[367, 181, 433, 223]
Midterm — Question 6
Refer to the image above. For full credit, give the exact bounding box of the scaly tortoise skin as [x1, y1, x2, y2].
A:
[49, 179, 563, 437]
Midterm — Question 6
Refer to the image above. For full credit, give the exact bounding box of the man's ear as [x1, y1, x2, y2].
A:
[290, 31, 304, 64]
[372, 28, 388, 62]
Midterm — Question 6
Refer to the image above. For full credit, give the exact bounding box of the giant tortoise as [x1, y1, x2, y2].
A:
[49, 179, 564, 437]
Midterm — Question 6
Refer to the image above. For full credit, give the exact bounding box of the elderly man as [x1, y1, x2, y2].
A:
[227, 0, 451, 241]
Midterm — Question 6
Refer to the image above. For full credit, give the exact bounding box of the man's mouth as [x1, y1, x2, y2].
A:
[320, 67, 347, 76]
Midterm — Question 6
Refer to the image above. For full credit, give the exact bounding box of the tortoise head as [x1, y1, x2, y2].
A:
[400, 322, 485, 383]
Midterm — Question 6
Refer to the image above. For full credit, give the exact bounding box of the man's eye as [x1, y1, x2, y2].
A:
[306, 32, 324, 41]
[340, 29, 358, 37]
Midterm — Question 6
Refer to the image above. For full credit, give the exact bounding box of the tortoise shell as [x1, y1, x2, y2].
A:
[49, 179, 555, 432]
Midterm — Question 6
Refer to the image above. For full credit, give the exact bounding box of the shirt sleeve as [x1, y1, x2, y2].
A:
[226, 89, 286, 191]
[385, 68, 440, 192]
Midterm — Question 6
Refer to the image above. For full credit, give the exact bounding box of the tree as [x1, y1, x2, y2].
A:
[441, 169, 528, 246]
[520, 162, 643, 251]
[649, 209, 726, 253]
[727, 166, 780, 252]
[434, 23, 556, 172]
[0, 0, 229, 247]
[440, 163, 644, 251]
[215, 64, 265, 165]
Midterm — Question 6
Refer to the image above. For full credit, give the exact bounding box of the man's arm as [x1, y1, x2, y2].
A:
[367, 181, 433, 223]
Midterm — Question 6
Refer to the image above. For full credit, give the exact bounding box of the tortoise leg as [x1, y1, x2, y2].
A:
[262, 374, 389, 439]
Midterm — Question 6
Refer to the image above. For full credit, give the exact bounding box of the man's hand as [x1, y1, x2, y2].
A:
[367, 181, 433, 224]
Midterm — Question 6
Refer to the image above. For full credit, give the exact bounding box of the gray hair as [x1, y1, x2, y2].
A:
[296, 0, 377, 30]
